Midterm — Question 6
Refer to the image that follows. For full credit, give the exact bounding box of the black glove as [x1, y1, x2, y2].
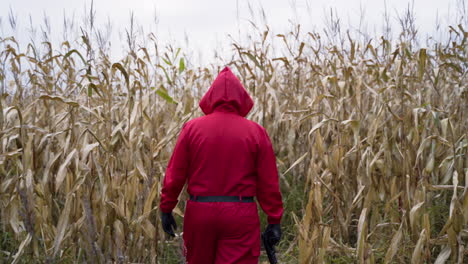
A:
[160, 211, 177, 237]
[264, 224, 282, 246]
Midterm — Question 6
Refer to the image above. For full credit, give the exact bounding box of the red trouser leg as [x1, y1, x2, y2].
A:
[183, 200, 217, 263]
[183, 200, 261, 264]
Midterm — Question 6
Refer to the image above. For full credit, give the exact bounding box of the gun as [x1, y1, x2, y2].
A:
[262, 232, 278, 264]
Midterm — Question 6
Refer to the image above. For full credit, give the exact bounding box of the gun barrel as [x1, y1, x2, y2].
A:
[262, 233, 278, 264]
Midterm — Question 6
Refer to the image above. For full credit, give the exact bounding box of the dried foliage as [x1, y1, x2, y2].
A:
[0, 8, 467, 264]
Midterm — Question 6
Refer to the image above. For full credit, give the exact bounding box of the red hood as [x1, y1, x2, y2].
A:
[199, 66, 254, 117]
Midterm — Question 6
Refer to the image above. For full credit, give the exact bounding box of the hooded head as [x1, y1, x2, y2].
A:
[199, 66, 254, 117]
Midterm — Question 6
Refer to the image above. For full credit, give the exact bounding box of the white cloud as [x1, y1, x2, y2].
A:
[0, 0, 464, 65]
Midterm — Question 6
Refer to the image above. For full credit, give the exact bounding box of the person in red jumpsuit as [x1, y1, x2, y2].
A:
[159, 66, 283, 264]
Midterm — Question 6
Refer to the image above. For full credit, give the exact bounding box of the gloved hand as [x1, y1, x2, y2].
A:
[264, 224, 282, 246]
[160, 211, 177, 237]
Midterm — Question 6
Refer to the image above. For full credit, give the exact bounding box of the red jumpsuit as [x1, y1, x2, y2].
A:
[159, 66, 283, 264]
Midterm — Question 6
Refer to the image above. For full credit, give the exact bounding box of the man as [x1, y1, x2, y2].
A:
[159, 66, 283, 264]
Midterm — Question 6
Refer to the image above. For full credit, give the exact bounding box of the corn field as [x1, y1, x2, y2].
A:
[0, 6, 467, 264]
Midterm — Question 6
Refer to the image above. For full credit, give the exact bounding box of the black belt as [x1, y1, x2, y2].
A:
[189, 195, 254, 203]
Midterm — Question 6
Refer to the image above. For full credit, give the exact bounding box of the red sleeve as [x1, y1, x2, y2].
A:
[159, 123, 190, 213]
[256, 127, 284, 224]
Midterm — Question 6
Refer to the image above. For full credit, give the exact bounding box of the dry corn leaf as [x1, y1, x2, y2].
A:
[383, 222, 403, 264]
[55, 149, 77, 192]
[411, 229, 426, 264]
[11, 234, 32, 264]
[52, 194, 73, 257]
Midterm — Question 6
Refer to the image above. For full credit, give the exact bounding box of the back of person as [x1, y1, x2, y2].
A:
[159, 66, 283, 264]
[185, 108, 264, 197]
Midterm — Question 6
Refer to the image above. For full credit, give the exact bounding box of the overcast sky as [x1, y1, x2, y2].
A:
[0, 0, 465, 65]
